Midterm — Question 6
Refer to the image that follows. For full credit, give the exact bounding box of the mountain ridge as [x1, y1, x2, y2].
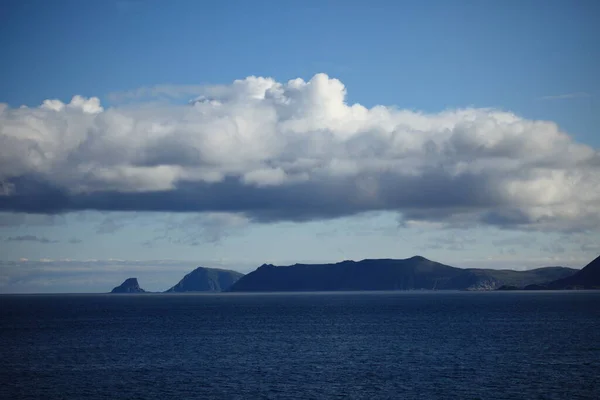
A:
[534, 255, 600, 290]
[229, 256, 578, 292]
[108, 256, 600, 293]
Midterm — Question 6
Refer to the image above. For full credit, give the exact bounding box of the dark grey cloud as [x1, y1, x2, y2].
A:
[0, 212, 65, 227]
[499, 247, 518, 256]
[541, 243, 566, 254]
[5, 235, 59, 244]
[0, 172, 503, 223]
[492, 235, 538, 248]
[95, 217, 127, 234]
[1, 74, 599, 232]
[581, 243, 600, 253]
[420, 233, 477, 251]
[145, 212, 249, 247]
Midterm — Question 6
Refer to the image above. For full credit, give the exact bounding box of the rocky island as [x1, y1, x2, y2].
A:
[110, 278, 146, 293]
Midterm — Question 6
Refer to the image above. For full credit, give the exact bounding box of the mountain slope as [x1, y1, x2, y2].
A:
[466, 267, 578, 290]
[229, 256, 576, 292]
[165, 267, 244, 292]
[111, 278, 146, 293]
[542, 255, 600, 289]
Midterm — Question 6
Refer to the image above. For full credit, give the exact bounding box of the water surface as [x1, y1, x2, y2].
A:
[2, 291, 599, 399]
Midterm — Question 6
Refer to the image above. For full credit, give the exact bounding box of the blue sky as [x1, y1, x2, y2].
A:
[0, 0, 599, 292]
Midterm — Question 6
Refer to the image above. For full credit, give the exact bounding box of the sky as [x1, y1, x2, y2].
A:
[0, 0, 599, 293]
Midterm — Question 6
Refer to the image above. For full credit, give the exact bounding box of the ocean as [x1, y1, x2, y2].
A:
[2, 291, 599, 399]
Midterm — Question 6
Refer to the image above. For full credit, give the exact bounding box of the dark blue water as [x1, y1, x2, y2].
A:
[2, 291, 599, 399]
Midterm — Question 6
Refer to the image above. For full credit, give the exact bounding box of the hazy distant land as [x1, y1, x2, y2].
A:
[111, 255, 600, 294]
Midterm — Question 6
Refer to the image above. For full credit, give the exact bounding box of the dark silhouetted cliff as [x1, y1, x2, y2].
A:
[111, 278, 146, 293]
[165, 267, 244, 292]
[229, 256, 576, 292]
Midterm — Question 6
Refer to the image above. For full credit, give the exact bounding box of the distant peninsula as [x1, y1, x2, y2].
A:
[108, 255, 600, 293]
[228, 256, 577, 292]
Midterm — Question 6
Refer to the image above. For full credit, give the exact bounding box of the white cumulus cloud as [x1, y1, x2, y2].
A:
[0, 73, 599, 231]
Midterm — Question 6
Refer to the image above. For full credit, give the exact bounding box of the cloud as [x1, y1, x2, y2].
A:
[552, 233, 600, 255]
[95, 217, 127, 234]
[421, 232, 477, 251]
[1, 74, 599, 231]
[581, 243, 600, 252]
[541, 242, 566, 254]
[108, 84, 208, 103]
[0, 212, 65, 227]
[68, 238, 83, 244]
[148, 212, 249, 246]
[5, 235, 59, 244]
[538, 92, 591, 100]
[492, 235, 538, 248]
